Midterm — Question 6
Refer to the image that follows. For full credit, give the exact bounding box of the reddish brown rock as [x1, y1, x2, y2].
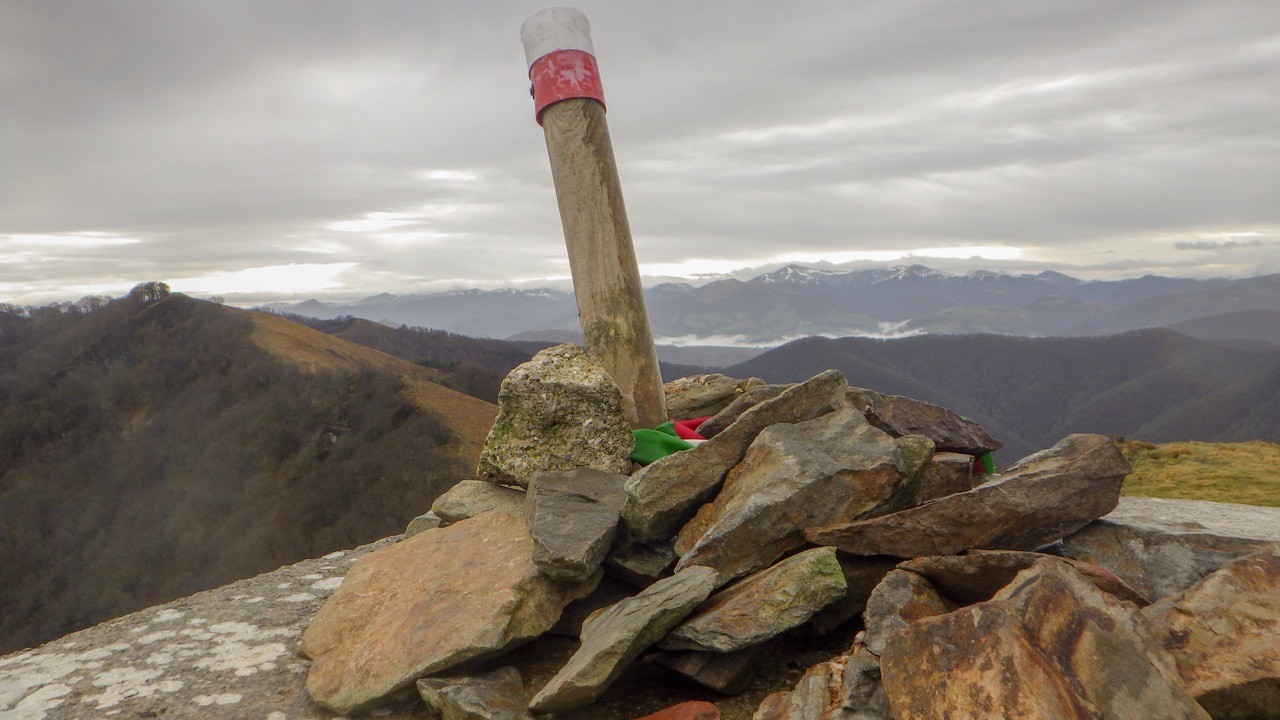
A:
[861, 569, 953, 656]
[915, 451, 975, 502]
[899, 550, 1149, 606]
[806, 434, 1129, 558]
[623, 371, 848, 543]
[1142, 543, 1280, 719]
[846, 387, 1001, 454]
[880, 558, 1209, 720]
[635, 700, 722, 720]
[300, 511, 596, 715]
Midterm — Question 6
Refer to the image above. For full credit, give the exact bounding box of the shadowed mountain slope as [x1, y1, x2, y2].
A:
[0, 295, 496, 654]
[725, 329, 1280, 461]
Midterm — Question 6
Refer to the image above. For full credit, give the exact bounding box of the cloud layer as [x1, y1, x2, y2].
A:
[3, 0, 1278, 304]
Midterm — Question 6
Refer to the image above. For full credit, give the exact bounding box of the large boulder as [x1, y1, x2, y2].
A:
[675, 408, 926, 582]
[806, 434, 1129, 558]
[1063, 496, 1280, 600]
[879, 558, 1209, 720]
[477, 344, 633, 487]
[661, 547, 847, 653]
[1142, 544, 1280, 719]
[299, 512, 596, 715]
[623, 371, 848, 543]
[528, 566, 719, 714]
[664, 374, 765, 419]
[416, 666, 532, 720]
[526, 469, 628, 583]
[845, 387, 1002, 455]
[431, 480, 526, 526]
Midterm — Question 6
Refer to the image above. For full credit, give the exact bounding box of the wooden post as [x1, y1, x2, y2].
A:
[521, 7, 667, 428]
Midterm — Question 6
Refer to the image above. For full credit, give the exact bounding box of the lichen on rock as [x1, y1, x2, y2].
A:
[477, 344, 634, 488]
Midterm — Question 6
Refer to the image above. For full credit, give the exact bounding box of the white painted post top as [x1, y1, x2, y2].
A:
[521, 6, 596, 69]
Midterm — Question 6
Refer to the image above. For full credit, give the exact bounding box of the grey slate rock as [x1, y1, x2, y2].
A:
[431, 479, 526, 526]
[807, 434, 1130, 558]
[675, 408, 915, 582]
[603, 538, 678, 589]
[846, 386, 1002, 455]
[526, 469, 629, 582]
[405, 510, 443, 537]
[529, 566, 720, 714]
[662, 547, 847, 653]
[417, 667, 533, 720]
[1062, 496, 1280, 600]
[623, 370, 848, 544]
[696, 384, 792, 438]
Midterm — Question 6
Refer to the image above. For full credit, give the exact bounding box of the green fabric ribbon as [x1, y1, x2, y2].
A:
[631, 421, 694, 465]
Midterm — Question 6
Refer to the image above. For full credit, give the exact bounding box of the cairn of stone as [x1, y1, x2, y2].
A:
[299, 345, 1280, 720]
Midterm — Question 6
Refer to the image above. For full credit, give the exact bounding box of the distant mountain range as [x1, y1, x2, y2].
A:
[267, 265, 1280, 343]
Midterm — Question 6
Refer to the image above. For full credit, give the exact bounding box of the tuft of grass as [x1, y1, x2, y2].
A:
[1119, 439, 1280, 507]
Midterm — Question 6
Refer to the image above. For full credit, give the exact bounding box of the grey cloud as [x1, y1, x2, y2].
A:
[2, 0, 1278, 304]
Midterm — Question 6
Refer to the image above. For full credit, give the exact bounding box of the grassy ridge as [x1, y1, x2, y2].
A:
[1120, 440, 1280, 507]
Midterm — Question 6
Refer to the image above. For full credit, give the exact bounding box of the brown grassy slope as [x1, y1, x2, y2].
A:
[249, 310, 496, 460]
[1120, 440, 1280, 507]
[0, 296, 496, 654]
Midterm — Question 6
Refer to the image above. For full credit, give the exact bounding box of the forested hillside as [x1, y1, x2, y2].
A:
[0, 291, 496, 654]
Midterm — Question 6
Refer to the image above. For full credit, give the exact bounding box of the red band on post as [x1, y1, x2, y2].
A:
[530, 49, 606, 124]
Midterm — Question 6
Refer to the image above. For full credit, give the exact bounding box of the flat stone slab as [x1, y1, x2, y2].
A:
[0, 539, 399, 720]
[1063, 496, 1280, 600]
[301, 512, 595, 714]
[676, 407, 917, 582]
[623, 371, 848, 544]
[661, 547, 846, 653]
[529, 566, 719, 714]
[807, 434, 1129, 558]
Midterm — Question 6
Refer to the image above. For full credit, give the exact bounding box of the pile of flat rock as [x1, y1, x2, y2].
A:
[300, 344, 1280, 720]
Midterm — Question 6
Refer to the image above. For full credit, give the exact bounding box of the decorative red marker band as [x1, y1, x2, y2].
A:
[529, 48, 606, 124]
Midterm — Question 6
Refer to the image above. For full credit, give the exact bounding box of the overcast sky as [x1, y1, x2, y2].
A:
[3, 1, 1278, 305]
